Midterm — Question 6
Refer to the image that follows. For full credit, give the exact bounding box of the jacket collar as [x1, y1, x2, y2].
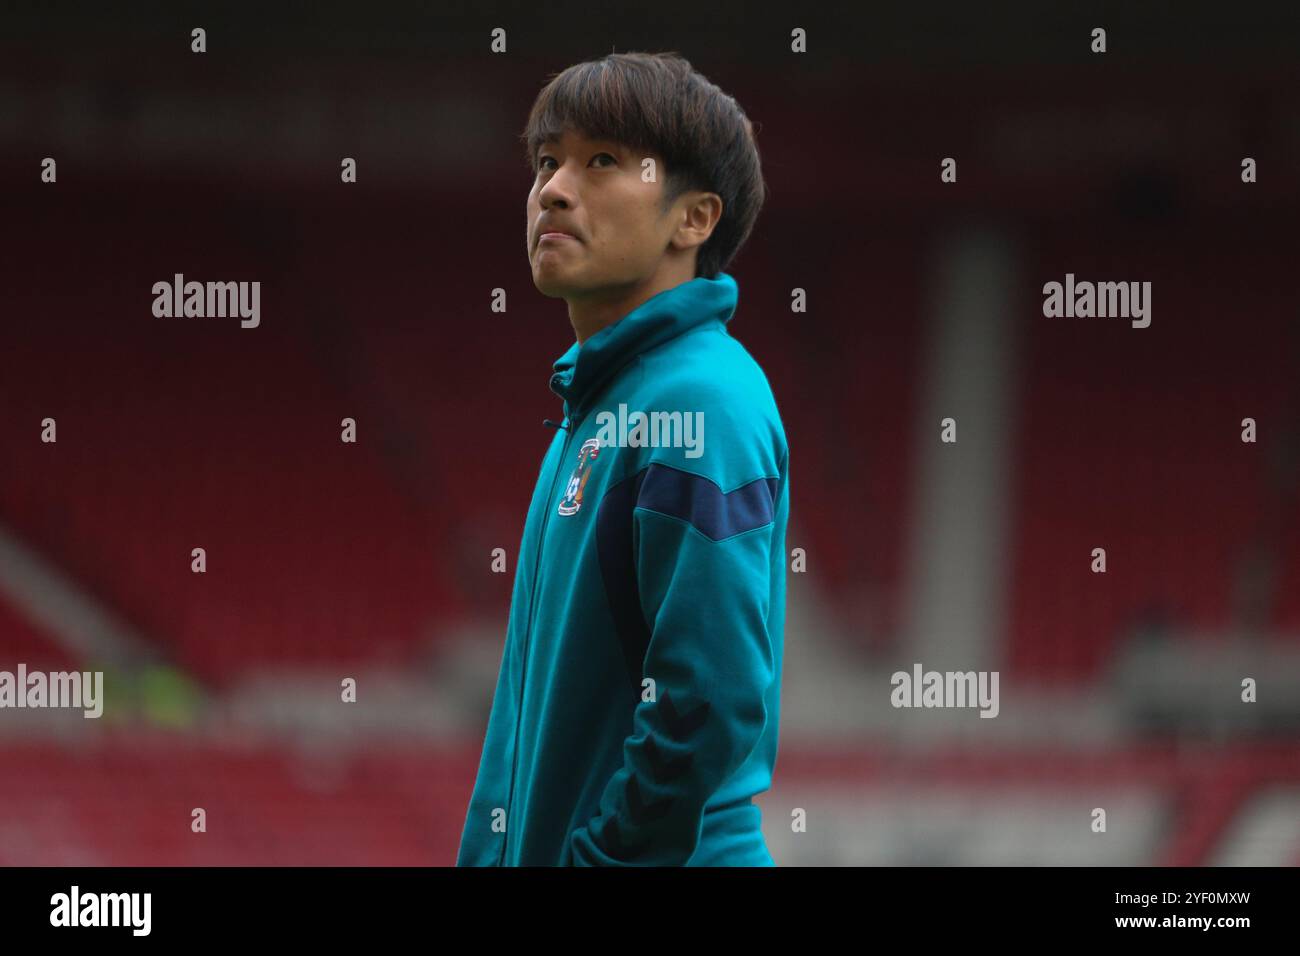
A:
[549, 272, 739, 422]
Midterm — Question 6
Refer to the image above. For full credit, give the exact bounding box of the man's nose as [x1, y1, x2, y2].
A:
[539, 165, 576, 208]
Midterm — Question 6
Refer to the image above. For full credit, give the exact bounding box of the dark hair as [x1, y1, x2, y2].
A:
[521, 51, 767, 279]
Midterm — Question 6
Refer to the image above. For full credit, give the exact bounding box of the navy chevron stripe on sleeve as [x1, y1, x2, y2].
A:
[635, 464, 778, 540]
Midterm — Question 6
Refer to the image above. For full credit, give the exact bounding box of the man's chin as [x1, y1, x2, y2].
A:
[531, 267, 584, 299]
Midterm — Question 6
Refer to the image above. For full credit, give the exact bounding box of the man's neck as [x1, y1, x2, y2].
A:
[567, 262, 696, 346]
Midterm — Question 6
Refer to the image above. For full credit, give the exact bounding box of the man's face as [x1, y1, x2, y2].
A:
[527, 128, 677, 299]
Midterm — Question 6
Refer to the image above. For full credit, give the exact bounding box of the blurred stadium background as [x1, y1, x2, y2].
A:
[1, 3, 1298, 865]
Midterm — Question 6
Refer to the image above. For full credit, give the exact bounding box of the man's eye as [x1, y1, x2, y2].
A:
[537, 152, 616, 173]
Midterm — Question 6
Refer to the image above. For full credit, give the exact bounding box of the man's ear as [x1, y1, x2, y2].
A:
[670, 192, 723, 253]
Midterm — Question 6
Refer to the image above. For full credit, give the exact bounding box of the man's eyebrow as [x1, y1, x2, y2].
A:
[537, 136, 624, 151]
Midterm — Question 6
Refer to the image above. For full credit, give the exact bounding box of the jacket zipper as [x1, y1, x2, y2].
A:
[499, 413, 577, 864]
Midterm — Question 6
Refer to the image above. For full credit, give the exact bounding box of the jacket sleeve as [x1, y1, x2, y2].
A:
[564, 454, 781, 866]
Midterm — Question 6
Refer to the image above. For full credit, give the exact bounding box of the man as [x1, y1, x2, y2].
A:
[456, 51, 788, 866]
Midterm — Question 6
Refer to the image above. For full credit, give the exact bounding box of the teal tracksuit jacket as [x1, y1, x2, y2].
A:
[456, 272, 788, 866]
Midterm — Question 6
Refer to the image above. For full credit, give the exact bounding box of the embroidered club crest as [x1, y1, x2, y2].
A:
[557, 438, 601, 516]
